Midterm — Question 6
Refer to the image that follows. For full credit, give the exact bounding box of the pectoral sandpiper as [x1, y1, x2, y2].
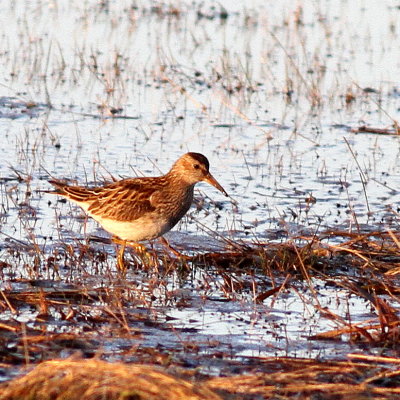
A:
[49, 152, 227, 267]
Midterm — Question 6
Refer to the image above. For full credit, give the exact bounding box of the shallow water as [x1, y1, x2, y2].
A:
[1, 0, 400, 378]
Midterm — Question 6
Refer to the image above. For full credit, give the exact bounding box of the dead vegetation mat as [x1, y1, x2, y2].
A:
[2, 230, 400, 398]
[1, 356, 400, 400]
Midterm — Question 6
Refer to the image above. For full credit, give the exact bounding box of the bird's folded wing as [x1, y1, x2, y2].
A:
[87, 180, 158, 221]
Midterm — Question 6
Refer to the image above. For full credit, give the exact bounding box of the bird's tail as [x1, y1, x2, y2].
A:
[48, 179, 70, 194]
[48, 179, 99, 204]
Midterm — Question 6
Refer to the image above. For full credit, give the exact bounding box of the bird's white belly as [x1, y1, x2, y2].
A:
[91, 214, 171, 242]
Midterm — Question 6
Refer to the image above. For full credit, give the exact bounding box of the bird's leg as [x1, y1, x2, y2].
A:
[114, 242, 126, 271]
[112, 237, 133, 271]
[159, 236, 191, 260]
[113, 236, 157, 267]
[115, 239, 127, 272]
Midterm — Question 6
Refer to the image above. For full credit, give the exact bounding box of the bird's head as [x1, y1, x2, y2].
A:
[170, 152, 228, 196]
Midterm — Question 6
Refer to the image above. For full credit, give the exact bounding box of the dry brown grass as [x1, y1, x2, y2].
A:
[208, 356, 400, 399]
[0, 358, 221, 400]
[2, 356, 400, 400]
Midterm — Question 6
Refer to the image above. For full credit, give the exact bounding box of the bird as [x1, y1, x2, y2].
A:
[48, 152, 228, 267]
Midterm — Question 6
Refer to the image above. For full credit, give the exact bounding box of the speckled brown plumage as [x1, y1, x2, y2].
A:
[49, 152, 227, 242]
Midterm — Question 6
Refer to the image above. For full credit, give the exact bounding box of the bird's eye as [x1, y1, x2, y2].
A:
[193, 164, 200, 170]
